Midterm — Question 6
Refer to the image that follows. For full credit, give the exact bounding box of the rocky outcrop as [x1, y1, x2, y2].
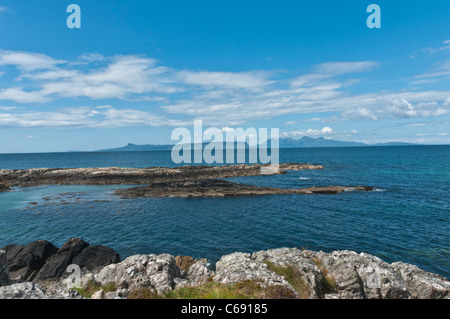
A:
[0, 250, 9, 286]
[2, 239, 121, 284]
[0, 163, 323, 188]
[185, 260, 214, 286]
[34, 238, 90, 282]
[0, 163, 374, 198]
[391, 262, 450, 299]
[0, 282, 47, 299]
[304, 250, 410, 299]
[1, 241, 58, 282]
[72, 245, 121, 271]
[1, 246, 448, 299]
[114, 179, 373, 198]
[84, 254, 185, 296]
[0, 184, 10, 192]
[213, 252, 299, 296]
[174, 256, 197, 272]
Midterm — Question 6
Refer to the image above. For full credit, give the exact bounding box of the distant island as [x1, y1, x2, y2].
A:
[84, 137, 418, 153]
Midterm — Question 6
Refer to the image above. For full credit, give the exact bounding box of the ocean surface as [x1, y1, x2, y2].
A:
[0, 146, 449, 278]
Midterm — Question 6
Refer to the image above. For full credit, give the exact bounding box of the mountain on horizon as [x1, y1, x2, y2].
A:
[90, 137, 419, 153]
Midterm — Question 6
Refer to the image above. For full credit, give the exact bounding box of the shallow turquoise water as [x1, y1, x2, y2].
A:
[0, 146, 449, 277]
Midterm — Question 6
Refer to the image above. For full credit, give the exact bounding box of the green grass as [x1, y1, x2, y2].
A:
[128, 287, 161, 299]
[263, 261, 310, 299]
[73, 281, 117, 299]
[311, 258, 338, 296]
[127, 280, 297, 299]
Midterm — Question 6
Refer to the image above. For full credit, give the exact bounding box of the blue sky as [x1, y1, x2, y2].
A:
[0, 0, 449, 153]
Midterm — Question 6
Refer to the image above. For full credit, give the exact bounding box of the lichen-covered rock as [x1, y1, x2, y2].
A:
[91, 289, 105, 299]
[0, 282, 47, 299]
[186, 260, 214, 286]
[213, 252, 298, 296]
[253, 248, 323, 298]
[391, 262, 450, 299]
[89, 254, 183, 296]
[1, 245, 449, 299]
[306, 250, 411, 299]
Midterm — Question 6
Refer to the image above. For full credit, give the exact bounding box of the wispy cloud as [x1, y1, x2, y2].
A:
[410, 40, 450, 58]
[177, 70, 273, 89]
[290, 61, 379, 87]
[0, 105, 174, 129]
[281, 127, 358, 139]
[0, 50, 65, 71]
[0, 49, 449, 129]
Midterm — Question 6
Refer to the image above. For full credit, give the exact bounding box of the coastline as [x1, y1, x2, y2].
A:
[0, 163, 373, 198]
[1, 238, 449, 299]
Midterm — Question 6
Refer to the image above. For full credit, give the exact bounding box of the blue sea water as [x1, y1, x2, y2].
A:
[0, 146, 449, 277]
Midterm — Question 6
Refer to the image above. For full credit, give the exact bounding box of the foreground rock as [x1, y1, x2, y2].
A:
[0, 184, 9, 192]
[115, 179, 373, 198]
[1, 238, 121, 284]
[0, 250, 9, 286]
[1, 241, 58, 282]
[1, 245, 448, 299]
[0, 163, 323, 189]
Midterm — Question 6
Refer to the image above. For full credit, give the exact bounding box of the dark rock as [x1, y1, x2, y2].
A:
[72, 245, 121, 271]
[115, 179, 374, 198]
[0, 250, 9, 286]
[1, 241, 58, 282]
[34, 238, 89, 282]
[0, 184, 10, 192]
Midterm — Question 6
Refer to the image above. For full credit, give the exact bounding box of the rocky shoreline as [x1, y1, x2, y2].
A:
[1, 239, 449, 299]
[114, 179, 373, 198]
[0, 163, 323, 188]
[0, 163, 375, 198]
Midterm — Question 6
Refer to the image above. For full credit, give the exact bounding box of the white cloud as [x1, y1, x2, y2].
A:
[177, 70, 273, 89]
[291, 61, 378, 87]
[0, 54, 180, 102]
[314, 61, 379, 76]
[407, 123, 427, 127]
[411, 40, 450, 58]
[0, 50, 65, 71]
[0, 106, 167, 128]
[281, 126, 357, 139]
[341, 94, 450, 121]
[0, 50, 448, 129]
[78, 53, 106, 63]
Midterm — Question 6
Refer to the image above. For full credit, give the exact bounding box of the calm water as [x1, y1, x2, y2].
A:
[0, 146, 449, 277]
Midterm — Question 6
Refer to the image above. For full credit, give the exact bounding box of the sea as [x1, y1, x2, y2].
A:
[0, 145, 449, 278]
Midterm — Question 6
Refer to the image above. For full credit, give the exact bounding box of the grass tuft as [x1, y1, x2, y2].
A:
[311, 258, 338, 296]
[73, 281, 117, 299]
[264, 261, 310, 299]
[127, 280, 298, 299]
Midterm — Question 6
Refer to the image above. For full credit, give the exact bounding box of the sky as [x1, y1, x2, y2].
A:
[0, 0, 449, 153]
